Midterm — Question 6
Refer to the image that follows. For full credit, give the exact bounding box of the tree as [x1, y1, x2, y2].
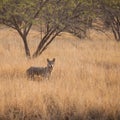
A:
[33, 0, 94, 58]
[98, 0, 120, 41]
[0, 0, 96, 58]
[0, 0, 49, 58]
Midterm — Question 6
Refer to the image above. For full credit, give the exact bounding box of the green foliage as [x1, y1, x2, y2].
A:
[101, 0, 120, 11]
[0, 0, 41, 28]
[41, 0, 93, 31]
[97, 0, 120, 41]
[103, 0, 120, 6]
[0, 0, 48, 58]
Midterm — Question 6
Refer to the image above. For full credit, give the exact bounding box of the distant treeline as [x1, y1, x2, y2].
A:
[0, 0, 120, 58]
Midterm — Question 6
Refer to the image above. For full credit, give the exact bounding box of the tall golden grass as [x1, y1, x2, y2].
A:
[0, 27, 120, 120]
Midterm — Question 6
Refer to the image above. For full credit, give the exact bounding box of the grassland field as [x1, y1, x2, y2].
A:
[0, 26, 120, 120]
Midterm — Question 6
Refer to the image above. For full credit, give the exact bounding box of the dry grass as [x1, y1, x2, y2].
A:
[0, 26, 120, 120]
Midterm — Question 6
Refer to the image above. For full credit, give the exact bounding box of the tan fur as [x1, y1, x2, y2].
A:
[26, 58, 55, 80]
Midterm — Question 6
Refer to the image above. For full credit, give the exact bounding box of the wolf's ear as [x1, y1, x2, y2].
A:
[47, 58, 50, 62]
[53, 58, 55, 62]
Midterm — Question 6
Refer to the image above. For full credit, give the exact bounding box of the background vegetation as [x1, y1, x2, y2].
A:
[0, 0, 120, 58]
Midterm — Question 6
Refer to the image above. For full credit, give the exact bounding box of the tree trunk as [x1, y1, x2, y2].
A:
[111, 22, 120, 41]
[21, 35, 31, 58]
[32, 29, 56, 58]
[32, 30, 60, 58]
[14, 23, 31, 58]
